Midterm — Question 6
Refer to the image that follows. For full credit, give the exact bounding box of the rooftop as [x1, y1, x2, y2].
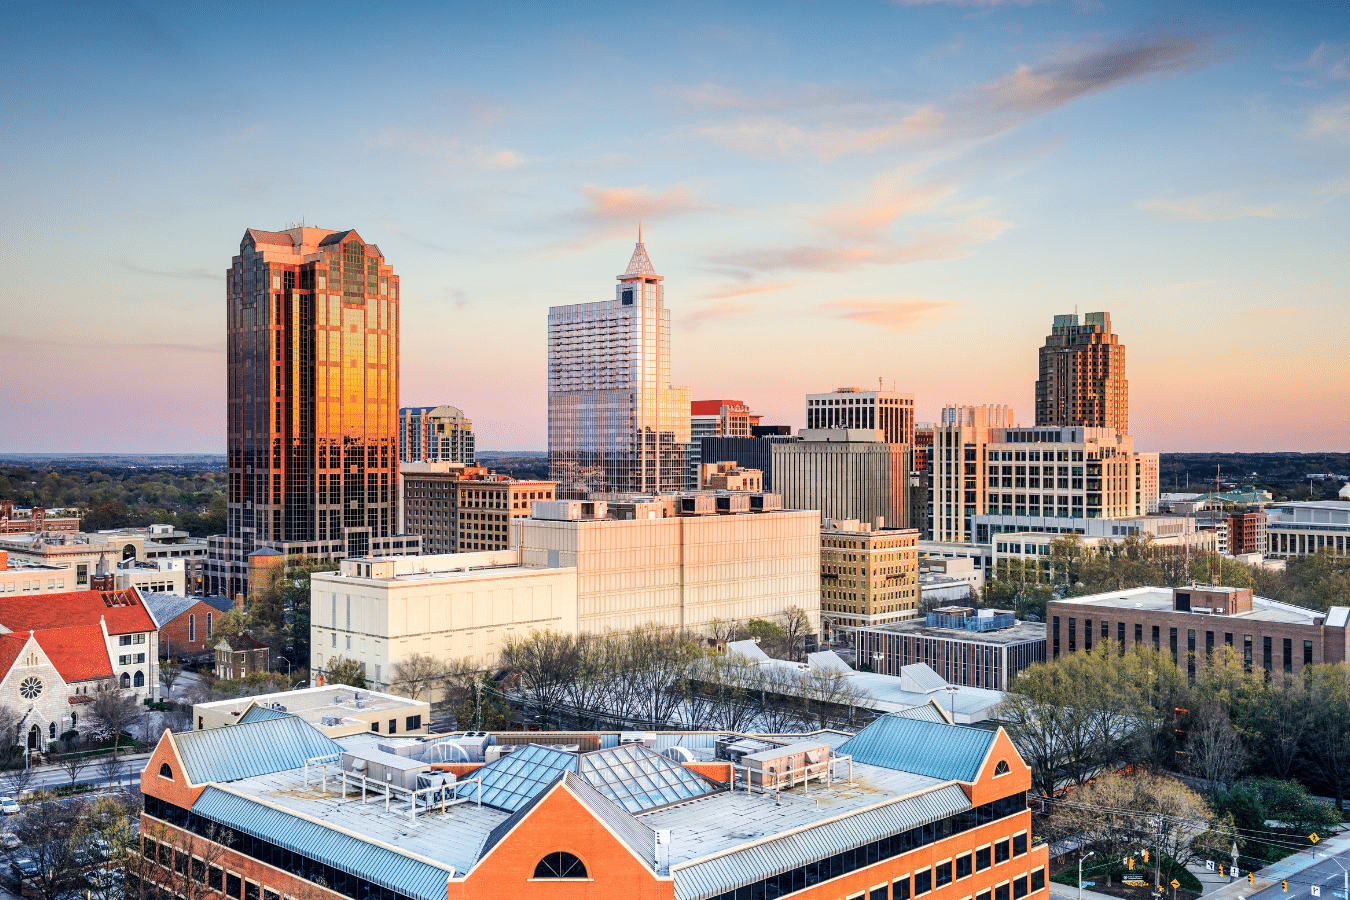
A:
[0, 587, 155, 635]
[868, 616, 1046, 646]
[1053, 586, 1336, 626]
[195, 685, 428, 728]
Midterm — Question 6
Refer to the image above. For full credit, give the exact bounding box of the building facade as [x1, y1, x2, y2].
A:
[401, 463, 558, 554]
[1265, 501, 1350, 559]
[217, 227, 406, 599]
[930, 406, 1016, 545]
[400, 406, 475, 465]
[699, 431, 798, 492]
[807, 388, 916, 444]
[1035, 311, 1128, 432]
[1048, 586, 1350, 678]
[699, 461, 763, 492]
[548, 239, 692, 496]
[0, 504, 78, 535]
[689, 400, 760, 486]
[141, 593, 235, 660]
[139, 705, 1046, 900]
[192, 685, 430, 737]
[859, 609, 1046, 691]
[773, 429, 912, 529]
[821, 520, 919, 643]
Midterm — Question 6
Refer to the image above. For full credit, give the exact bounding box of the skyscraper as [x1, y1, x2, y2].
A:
[1035, 312, 1128, 431]
[399, 405, 475, 465]
[547, 238, 691, 496]
[209, 227, 417, 599]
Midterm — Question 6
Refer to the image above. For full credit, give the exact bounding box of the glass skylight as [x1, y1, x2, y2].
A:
[578, 744, 720, 813]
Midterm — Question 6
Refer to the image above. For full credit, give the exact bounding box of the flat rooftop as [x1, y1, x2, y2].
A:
[1055, 587, 1326, 626]
[196, 685, 425, 721]
[870, 618, 1047, 645]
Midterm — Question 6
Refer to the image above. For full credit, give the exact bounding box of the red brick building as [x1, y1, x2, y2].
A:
[141, 593, 236, 660]
[214, 633, 269, 679]
[139, 710, 1047, 900]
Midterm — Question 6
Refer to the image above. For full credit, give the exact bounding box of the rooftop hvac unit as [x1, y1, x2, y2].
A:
[620, 732, 655, 748]
[660, 746, 696, 764]
[319, 716, 342, 727]
[484, 744, 520, 763]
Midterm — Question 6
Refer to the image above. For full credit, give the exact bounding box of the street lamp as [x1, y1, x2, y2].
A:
[1079, 851, 1096, 900]
[944, 685, 960, 722]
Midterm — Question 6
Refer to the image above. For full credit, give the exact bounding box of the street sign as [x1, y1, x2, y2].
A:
[1207, 861, 1215, 871]
[1172, 880, 1181, 890]
[1082, 882, 1095, 888]
[1311, 833, 1321, 844]
[1311, 886, 1320, 897]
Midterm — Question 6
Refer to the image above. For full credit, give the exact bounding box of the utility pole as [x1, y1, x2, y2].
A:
[1155, 815, 1163, 894]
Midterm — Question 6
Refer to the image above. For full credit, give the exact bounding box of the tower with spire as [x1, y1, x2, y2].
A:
[547, 232, 692, 496]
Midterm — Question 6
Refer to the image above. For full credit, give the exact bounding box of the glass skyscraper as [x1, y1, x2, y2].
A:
[209, 227, 416, 598]
[547, 239, 691, 496]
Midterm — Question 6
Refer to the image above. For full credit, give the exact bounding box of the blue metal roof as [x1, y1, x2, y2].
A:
[235, 704, 292, 725]
[836, 715, 996, 782]
[173, 715, 343, 784]
[578, 745, 720, 813]
[193, 787, 452, 900]
[670, 783, 972, 900]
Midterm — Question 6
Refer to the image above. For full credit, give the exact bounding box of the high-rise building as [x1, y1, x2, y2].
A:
[399, 405, 474, 465]
[930, 406, 1016, 544]
[213, 227, 417, 599]
[400, 462, 557, 554]
[547, 238, 691, 496]
[1035, 312, 1128, 431]
[820, 519, 919, 644]
[807, 388, 915, 444]
[772, 429, 912, 529]
[689, 399, 760, 485]
[700, 426, 797, 491]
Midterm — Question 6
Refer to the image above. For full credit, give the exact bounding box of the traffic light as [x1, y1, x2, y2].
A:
[1283, 880, 1289, 893]
[1219, 866, 1225, 878]
[1143, 851, 1150, 863]
[1249, 874, 1255, 885]
[1129, 859, 1135, 871]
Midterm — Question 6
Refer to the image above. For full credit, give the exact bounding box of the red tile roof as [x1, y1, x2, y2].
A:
[33, 625, 114, 683]
[0, 634, 24, 685]
[246, 229, 295, 246]
[0, 588, 155, 635]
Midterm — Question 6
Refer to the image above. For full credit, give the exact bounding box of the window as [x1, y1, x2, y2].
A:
[1284, 638, 1293, 673]
[915, 868, 933, 895]
[388, 719, 397, 734]
[894, 876, 912, 900]
[119, 635, 132, 646]
[994, 760, 1010, 776]
[1031, 870, 1045, 893]
[245, 881, 260, 900]
[995, 839, 1010, 864]
[370, 721, 379, 732]
[996, 884, 1010, 900]
[207, 611, 213, 637]
[533, 852, 587, 879]
[406, 715, 422, 731]
[936, 861, 953, 887]
[957, 854, 973, 879]
[1014, 876, 1029, 899]
[871, 887, 889, 900]
[976, 846, 992, 871]
[1013, 833, 1028, 856]
[159, 763, 173, 779]
[189, 614, 196, 644]
[208, 866, 223, 892]
[1305, 641, 1314, 665]
[135, 670, 145, 687]
[227, 873, 242, 899]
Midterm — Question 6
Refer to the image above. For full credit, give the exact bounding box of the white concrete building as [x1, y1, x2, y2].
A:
[1266, 501, 1350, 558]
[193, 685, 431, 738]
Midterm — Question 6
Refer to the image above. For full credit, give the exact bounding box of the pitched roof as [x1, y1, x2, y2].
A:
[171, 715, 342, 785]
[899, 662, 948, 693]
[318, 230, 354, 246]
[624, 240, 657, 276]
[33, 625, 114, 682]
[562, 771, 655, 868]
[140, 592, 201, 627]
[0, 588, 154, 635]
[0, 634, 26, 684]
[245, 229, 294, 246]
[202, 596, 235, 614]
[235, 704, 292, 725]
[836, 714, 997, 783]
[891, 700, 952, 725]
[725, 640, 770, 662]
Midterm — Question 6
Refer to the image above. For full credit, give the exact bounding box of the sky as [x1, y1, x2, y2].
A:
[1, 1, 1347, 454]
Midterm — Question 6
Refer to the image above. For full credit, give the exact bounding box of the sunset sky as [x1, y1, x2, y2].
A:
[2, 1, 1347, 454]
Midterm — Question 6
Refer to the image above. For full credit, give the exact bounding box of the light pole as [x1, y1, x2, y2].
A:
[1079, 851, 1095, 900]
[1318, 852, 1349, 900]
[872, 653, 884, 674]
[945, 685, 960, 722]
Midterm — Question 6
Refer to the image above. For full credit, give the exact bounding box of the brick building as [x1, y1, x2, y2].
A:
[401, 463, 558, 554]
[138, 710, 1047, 900]
[142, 593, 235, 660]
[859, 608, 1047, 691]
[821, 519, 919, 643]
[1048, 586, 1350, 678]
[1035, 311, 1127, 432]
[214, 633, 269, 680]
[1226, 510, 1267, 556]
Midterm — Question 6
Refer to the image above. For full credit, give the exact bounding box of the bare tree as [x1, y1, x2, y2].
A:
[390, 652, 445, 703]
[777, 606, 813, 662]
[158, 660, 183, 699]
[139, 818, 236, 900]
[5, 797, 85, 900]
[77, 689, 144, 755]
[433, 657, 481, 721]
[2, 758, 36, 800]
[797, 666, 874, 729]
[54, 741, 91, 790]
[95, 750, 125, 789]
[502, 631, 582, 729]
[1185, 703, 1246, 795]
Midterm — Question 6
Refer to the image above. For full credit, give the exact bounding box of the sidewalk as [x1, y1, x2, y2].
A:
[1258, 829, 1350, 883]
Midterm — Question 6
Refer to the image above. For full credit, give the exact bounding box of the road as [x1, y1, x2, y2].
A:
[1245, 847, 1350, 900]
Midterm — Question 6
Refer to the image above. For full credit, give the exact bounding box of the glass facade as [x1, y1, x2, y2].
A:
[547, 240, 691, 495]
[219, 228, 399, 597]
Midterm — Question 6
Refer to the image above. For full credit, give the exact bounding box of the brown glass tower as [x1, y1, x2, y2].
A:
[211, 227, 416, 598]
[1035, 311, 1128, 432]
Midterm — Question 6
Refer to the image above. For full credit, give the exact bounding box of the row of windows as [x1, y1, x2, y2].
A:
[703, 793, 1028, 900]
[1053, 617, 1316, 673]
[1, 578, 66, 592]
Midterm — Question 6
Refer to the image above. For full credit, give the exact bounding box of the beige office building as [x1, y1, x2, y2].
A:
[930, 405, 1015, 545]
[310, 550, 578, 689]
[820, 520, 919, 643]
[193, 685, 431, 738]
[699, 461, 763, 492]
[514, 498, 821, 635]
[772, 429, 912, 529]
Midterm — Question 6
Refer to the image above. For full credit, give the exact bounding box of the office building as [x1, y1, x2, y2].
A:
[217, 227, 411, 599]
[547, 237, 692, 496]
[820, 519, 919, 643]
[699, 461, 762, 492]
[973, 426, 1159, 544]
[774, 430, 912, 529]
[1049, 586, 1350, 678]
[515, 497, 821, 635]
[139, 704, 1046, 900]
[858, 608, 1046, 691]
[400, 405, 475, 465]
[689, 399, 760, 485]
[0, 525, 208, 593]
[1035, 312, 1128, 431]
[192, 684, 430, 737]
[401, 462, 558, 554]
[0, 504, 78, 535]
[912, 424, 934, 535]
[930, 406, 1015, 545]
[1266, 501, 1350, 559]
[807, 387, 915, 444]
[699, 428, 798, 491]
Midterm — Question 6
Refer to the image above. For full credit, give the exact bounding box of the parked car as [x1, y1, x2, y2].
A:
[0, 797, 19, 816]
[11, 857, 38, 881]
[0, 834, 21, 850]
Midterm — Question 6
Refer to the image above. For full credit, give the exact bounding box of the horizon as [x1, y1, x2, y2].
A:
[2, 2, 1347, 454]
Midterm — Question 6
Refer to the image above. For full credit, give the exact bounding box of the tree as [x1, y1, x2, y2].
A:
[138, 816, 235, 900]
[95, 750, 125, 789]
[796, 665, 873, 729]
[5, 797, 85, 900]
[390, 652, 445, 703]
[777, 606, 813, 661]
[1235, 673, 1309, 781]
[501, 631, 581, 728]
[1301, 664, 1350, 817]
[54, 740, 91, 790]
[743, 619, 786, 656]
[248, 555, 338, 668]
[1184, 703, 1245, 796]
[159, 659, 183, 699]
[324, 656, 366, 689]
[77, 689, 143, 755]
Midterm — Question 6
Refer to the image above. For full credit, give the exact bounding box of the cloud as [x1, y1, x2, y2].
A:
[1136, 197, 1289, 222]
[715, 232, 980, 275]
[701, 281, 797, 300]
[1282, 42, 1350, 87]
[1307, 102, 1350, 142]
[552, 183, 718, 252]
[693, 32, 1207, 160]
[682, 299, 763, 329]
[119, 261, 215, 281]
[365, 128, 526, 171]
[814, 297, 964, 332]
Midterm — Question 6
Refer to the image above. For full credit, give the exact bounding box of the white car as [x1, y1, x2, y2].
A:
[0, 834, 20, 850]
[0, 797, 19, 816]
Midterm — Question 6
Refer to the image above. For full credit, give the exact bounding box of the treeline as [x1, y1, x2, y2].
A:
[1160, 452, 1350, 500]
[0, 465, 227, 536]
[1004, 641, 1350, 817]
[985, 533, 1349, 620]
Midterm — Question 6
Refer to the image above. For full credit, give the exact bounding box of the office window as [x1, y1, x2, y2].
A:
[1052, 617, 1060, 657]
[245, 881, 260, 900]
[1207, 631, 1214, 655]
[1263, 636, 1272, 672]
[1031, 870, 1046, 893]
[1084, 618, 1092, 651]
[1068, 618, 1076, 653]
[1135, 623, 1143, 645]
[226, 873, 241, 899]
[388, 718, 397, 734]
[957, 854, 973, 879]
[1169, 627, 1178, 663]
[1014, 876, 1029, 899]
[872, 888, 889, 900]
[1118, 621, 1125, 648]
[406, 715, 422, 731]
[1102, 620, 1109, 642]
[1013, 833, 1028, 856]
[895, 877, 912, 900]
[1152, 625, 1160, 650]
[1284, 638, 1293, 673]
[995, 839, 1010, 864]
[916, 869, 933, 895]
[937, 861, 953, 887]
[977, 846, 992, 871]
[996, 884, 1011, 900]
[1305, 641, 1314, 665]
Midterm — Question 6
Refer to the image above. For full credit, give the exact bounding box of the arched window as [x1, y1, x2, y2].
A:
[159, 763, 173, 780]
[994, 759, 1011, 776]
[71, 712, 77, 727]
[49, 722, 56, 739]
[533, 853, 587, 880]
[120, 672, 131, 689]
[134, 670, 145, 688]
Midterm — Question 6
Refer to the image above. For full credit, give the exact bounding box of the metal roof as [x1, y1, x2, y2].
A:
[725, 640, 770, 662]
[563, 772, 656, 868]
[890, 701, 950, 724]
[173, 715, 343, 784]
[578, 744, 721, 813]
[139, 592, 201, 627]
[235, 704, 292, 725]
[669, 783, 972, 900]
[192, 787, 452, 900]
[899, 662, 948, 693]
[837, 715, 996, 783]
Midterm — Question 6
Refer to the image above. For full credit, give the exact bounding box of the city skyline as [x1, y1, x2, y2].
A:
[2, 2, 1347, 454]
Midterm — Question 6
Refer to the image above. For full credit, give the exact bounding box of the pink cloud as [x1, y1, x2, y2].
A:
[815, 296, 964, 332]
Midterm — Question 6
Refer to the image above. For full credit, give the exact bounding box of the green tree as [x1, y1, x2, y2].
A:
[1301, 664, 1350, 817]
[324, 655, 367, 689]
[248, 555, 337, 669]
